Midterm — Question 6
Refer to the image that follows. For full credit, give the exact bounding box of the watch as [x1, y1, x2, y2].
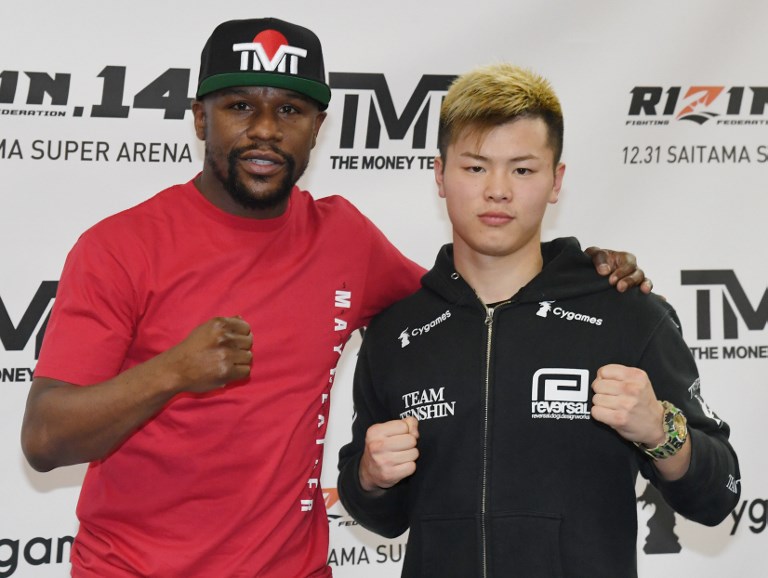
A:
[636, 401, 688, 460]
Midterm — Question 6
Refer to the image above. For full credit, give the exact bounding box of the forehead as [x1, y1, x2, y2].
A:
[206, 85, 317, 106]
[450, 118, 553, 156]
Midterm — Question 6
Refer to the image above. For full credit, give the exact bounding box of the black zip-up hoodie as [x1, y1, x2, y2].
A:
[338, 237, 740, 578]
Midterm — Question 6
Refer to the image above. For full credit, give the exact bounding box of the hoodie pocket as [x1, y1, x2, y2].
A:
[489, 511, 564, 577]
[419, 514, 479, 577]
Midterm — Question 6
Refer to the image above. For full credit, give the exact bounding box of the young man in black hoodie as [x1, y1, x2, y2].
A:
[337, 63, 740, 577]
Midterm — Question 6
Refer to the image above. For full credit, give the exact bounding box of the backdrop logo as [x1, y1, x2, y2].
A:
[0, 67, 191, 119]
[324, 487, 407, 567]
[637, 484, 759, 555]
[327, 72, 454, 171]
[681, 270, 768, 361]
[0, 281, 57, 362]
[530, 368, 590, 420]
[731, 496, 767, 536]
[0, 535, 73, 577]
[627, 85, 768, 126]
[234, 30, 307, 74]
[637, 482, 681, 554]
[681, 270, 767, 339]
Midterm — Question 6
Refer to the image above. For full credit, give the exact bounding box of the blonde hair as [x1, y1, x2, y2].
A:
[438, 63, 564, 164]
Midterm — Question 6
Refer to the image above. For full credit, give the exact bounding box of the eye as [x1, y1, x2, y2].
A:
[230, 101, 251, 112]
[514, 167, 533, 175]
[465, 165, 485, 173]
[279, 104, 300, 115]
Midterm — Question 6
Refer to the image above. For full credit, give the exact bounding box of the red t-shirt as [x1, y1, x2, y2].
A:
[35, 179, 424, 577]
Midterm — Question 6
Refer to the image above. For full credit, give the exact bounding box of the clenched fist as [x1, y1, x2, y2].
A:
[162, 316, 253, 394]
[590, 364, 665, 447]
[359, 416, 419, 494]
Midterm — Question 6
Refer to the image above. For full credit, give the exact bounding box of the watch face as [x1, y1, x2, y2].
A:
[672, 413, 688, 438]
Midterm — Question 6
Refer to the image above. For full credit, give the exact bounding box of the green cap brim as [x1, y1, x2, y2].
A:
[196, 72, 331, 109]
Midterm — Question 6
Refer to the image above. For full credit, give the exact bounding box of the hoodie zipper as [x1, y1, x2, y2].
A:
[480, 298, 511, 578]
[480, 304, 494, 578]
[480, 299, 513, 578]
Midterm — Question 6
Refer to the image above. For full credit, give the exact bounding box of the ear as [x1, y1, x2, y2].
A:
[434, 156, 446, 198]
[549, 162, 566, 204]
[192, 100, 206, 141]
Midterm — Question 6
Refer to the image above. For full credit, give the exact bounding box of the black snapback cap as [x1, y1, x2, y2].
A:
[196, 18, 331, 109]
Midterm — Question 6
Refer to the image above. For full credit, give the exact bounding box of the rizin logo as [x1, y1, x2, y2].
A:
[628, 85, 768, 126]
[324, 487, 354, 526]
[674, 86, 724, 124]
[531, 368, 590, 420]
[233, 30, 307, 75]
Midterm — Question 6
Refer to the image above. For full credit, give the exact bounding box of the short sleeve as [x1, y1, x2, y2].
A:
[34, 229, 138, 386]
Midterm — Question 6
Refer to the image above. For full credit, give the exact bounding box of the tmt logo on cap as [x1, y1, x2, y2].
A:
[196, 18, 331, 109]
[234, 30, 307, 75]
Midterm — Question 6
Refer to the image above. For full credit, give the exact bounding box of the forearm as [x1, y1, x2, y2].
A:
[22, 354, 184, 471]
[23, 316, 253, 471]
[651, 429, 740, 526]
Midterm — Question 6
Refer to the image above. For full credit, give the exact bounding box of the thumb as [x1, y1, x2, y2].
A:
[404, 416, 419, 438]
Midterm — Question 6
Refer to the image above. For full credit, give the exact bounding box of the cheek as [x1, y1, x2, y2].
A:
[520, 195, 553, 225]
[444, 195, 473, 230]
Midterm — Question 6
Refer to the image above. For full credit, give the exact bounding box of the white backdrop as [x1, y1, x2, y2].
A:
[1, 1, 765, 576]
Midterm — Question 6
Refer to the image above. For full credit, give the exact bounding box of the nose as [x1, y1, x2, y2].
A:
[485, 169, 512, 202]
[245, 110, 282, 142]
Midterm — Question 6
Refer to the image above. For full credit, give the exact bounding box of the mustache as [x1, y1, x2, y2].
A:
[228, 144, 291, 164]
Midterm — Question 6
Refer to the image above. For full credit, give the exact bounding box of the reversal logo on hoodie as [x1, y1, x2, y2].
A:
[531, 368, 591, 420]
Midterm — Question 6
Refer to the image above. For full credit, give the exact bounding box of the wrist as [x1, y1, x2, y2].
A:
[358, 469, 386, 496]
[358, 456, 384, 494]
[635, 401, 689, 460]
[644, 401, 667, 447]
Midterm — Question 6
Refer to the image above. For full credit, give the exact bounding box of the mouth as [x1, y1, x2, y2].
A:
[238, 150, 286, 176]
[478, 212, 514, 226]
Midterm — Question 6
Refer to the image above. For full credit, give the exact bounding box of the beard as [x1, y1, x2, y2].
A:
[207, 144, 307, 212]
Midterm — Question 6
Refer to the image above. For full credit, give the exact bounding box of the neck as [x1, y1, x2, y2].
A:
[194, 172, 290, 220]
[453, 239, 543, 304]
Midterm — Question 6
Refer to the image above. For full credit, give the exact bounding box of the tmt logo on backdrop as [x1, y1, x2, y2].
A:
[626, 85, 768, 125]
[326, 73, 455, 171]
[681, 271, 767, 340]
[0, 281, 56, 384]
[0, 282, 57, 360]
[681, 270, 768, 361]
[328, 73, 454, 149]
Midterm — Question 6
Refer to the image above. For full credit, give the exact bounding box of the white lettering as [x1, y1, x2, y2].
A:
[335, 290, 352, 308]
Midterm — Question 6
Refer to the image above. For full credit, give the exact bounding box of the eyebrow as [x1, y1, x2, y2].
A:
[458, 152, 539, 162]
